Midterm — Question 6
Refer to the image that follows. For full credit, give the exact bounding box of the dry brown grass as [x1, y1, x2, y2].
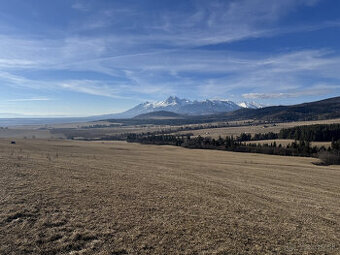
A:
[0, 128, 65, 139]
[3, 118, 340, 140]
[0, 139, 339, 254]
[178, 118, 340, 138]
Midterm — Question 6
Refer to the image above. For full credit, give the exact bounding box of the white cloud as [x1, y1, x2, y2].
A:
[71, 2, 89, 12]
[0, 44, 339, 101]
[59, 80, 121, 98]
[7, 98, 51, 102]
[242, 88, 333, 99]
[0, 0, 339, 103]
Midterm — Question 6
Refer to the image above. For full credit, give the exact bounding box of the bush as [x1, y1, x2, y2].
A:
[317, 151, 340, 165]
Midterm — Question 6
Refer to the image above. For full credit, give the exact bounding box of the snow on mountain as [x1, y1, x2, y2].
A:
[237, 101, 264, 109]
[153, 96, 189, 107]
[113, 96, 262, 118]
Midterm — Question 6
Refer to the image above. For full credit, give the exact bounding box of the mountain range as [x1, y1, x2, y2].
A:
[110, 96, 340, 125]
[112, 96, 263, 118]
[1, 96, 338, 126]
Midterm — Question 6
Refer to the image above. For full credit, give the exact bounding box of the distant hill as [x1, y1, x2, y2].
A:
[134, 111, 185, 119]
[220, 96, 340, 122]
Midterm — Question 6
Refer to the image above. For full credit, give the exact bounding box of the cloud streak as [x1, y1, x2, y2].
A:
[0, 43, 339, 101]
[0, 0, 339, 114]
[7, 98, 52, 102]
[242, 88, 333, 99]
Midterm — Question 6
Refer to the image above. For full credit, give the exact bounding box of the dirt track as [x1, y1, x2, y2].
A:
[0, 139, 339, 254]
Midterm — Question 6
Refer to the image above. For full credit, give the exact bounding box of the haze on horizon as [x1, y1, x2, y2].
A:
[0, 0, 340, 117]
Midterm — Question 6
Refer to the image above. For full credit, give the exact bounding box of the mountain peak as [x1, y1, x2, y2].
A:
[153, 96, 189, 107]
[165, 96, 180, 102]
[115, 96, 263, 118]
[167, 95, 179, 100]
[237, 101, 264, 109]
[165, 96, 186, 104]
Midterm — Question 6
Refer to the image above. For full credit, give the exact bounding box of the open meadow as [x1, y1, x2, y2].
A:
[2, 118, 340, 141]
[0, 138, 339, 254]
[176, 118, 340, 138]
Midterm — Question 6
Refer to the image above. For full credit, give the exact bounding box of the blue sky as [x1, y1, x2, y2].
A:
[0, 0, 339, 116]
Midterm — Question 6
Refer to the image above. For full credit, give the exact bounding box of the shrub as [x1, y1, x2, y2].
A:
[317, 151, 340, 165]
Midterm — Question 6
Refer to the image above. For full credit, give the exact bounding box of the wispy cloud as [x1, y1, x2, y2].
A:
[242, 88, 333, 99]
[71, 2, 89, 12]
[7, 98, 52, 102]
[0, 0, 339, 113]
[0, 71, 158, 100]
[0, 45, 339, 101]
[59, 80, 122, 98]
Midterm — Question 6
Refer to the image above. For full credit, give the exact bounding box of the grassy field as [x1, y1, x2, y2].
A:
[0, 139, 339, 254]
[0, 128, 65, 139]
[2, 118, 340, 140]
[177, 118, 340, 138]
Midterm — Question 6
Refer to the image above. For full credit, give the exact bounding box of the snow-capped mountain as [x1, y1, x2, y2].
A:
[237, 101, 265, 109]
[112, 96, 263, 118]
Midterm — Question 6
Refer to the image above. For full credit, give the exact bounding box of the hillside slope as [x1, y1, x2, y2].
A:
[220, 96, 340, 122]
[133, 111, 185, 119]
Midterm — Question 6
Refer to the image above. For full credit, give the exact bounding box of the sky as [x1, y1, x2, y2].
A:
[0, 0, 339, 117]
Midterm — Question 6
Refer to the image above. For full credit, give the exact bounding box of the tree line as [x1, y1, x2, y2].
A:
[124, 123, 340, 165]
[127, 133, 340, 158]
[235, 124, 340, 142]
[278, 124, 340, 141]
[126, 123, 340, 164]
